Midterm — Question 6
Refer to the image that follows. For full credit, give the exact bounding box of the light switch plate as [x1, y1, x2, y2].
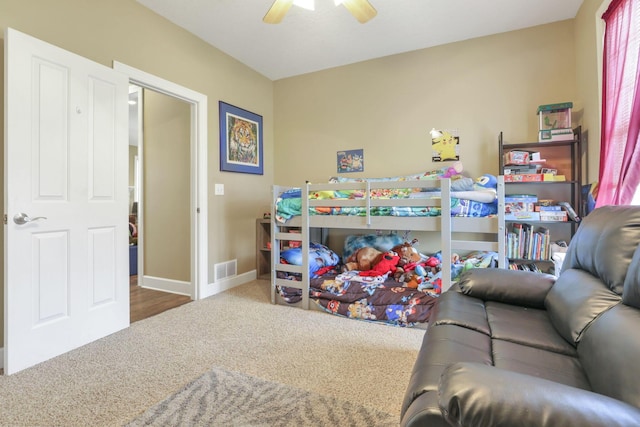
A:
[214, 183, 224, 195]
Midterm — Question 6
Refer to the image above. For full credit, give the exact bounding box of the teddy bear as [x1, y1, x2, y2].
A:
[343, 246, 383, 271]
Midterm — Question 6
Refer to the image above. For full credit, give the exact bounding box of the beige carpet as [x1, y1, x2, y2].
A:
[126, 367, 397, 426]
[0, 280, 426, 426]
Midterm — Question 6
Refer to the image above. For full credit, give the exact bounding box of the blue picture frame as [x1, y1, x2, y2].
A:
[219, 101, 263, 175]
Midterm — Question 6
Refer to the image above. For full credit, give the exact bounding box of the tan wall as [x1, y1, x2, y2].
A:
[274, 20, 578, 185]
[0, 41, 4, 346]
[143, 90, 191, 282]
[575, 0, 609, 184]
[0, 0, 274, 276]
[0, 0, 275, 346]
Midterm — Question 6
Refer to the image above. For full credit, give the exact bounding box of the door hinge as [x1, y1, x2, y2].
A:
[3, 214, 7, 225]
[197, 207, 200, 214]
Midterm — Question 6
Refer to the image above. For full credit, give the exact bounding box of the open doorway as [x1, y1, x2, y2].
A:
[115, 61, 210, 304]
[128, 85, 193, 322]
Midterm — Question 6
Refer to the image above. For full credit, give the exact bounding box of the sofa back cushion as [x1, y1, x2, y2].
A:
[545, 269, 621, 344]
[560, 206, 640, 295]
[622, 244, 640, 309]
[578, 304, 640, 408]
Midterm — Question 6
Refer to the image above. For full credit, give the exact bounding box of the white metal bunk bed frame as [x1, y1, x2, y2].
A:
[270, 177, 506, 309]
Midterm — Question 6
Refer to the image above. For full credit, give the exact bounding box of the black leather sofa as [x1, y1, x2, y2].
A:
[400, 206, 640, 427]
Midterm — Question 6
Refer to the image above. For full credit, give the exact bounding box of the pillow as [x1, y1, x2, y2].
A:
[329, 162, 463, 184]
[280, 242, 340, 277]
[343, 233, 405, 260]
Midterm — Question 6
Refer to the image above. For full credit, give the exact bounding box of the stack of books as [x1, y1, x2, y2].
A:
[506, 223, 551, 261]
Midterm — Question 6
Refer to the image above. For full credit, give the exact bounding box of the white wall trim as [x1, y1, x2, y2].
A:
[200, 270, 257, 299]
[140, 276, 192, 296]
[113, 61, 208, 300]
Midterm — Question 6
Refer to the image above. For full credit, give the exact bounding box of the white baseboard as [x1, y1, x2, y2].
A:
[199, 270, 256, 299]
[140, 276, 192, 296]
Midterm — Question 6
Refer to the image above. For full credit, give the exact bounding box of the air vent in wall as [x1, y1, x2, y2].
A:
[214, 259, 237, 282]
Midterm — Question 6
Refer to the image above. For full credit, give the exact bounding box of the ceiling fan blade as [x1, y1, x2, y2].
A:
[263, 0, 294, 24]
[341, 0, 377, 23]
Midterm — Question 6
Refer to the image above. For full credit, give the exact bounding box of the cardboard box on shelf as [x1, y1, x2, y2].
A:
[505, 211, 541, 221]
[504, 173, 557, 182]
[539, 211, 568, 222]
[505, 195, 538, 213]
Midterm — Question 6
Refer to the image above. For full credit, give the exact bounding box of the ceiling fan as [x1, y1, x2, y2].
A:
[263, 0, 377, 24]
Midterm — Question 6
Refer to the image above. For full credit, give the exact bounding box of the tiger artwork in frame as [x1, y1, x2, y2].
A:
[219, 101, 263, 174]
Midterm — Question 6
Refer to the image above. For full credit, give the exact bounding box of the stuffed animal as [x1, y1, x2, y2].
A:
[443, 161, 463, 178]
[474, 174, 497, 191]
[359, 251, 400, 277]
[391, 239, 422, 268]
[343, 246, 383, 271]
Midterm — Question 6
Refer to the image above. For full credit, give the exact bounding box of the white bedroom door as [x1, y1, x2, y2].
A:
[4, 28, 130, 374]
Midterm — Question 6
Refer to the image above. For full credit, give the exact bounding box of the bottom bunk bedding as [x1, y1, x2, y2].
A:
[277, 271, 438, 327]
[276, 245, 500, 327]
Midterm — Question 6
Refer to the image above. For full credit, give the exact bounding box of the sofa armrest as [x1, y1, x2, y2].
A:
[439, 363, 640, 427]
[456, 268, 555, 308]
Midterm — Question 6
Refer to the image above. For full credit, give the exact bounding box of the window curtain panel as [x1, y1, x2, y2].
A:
[597, 0, 640, 207]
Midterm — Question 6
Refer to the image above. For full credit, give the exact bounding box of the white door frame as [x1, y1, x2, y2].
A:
[114, 62, 208, 300]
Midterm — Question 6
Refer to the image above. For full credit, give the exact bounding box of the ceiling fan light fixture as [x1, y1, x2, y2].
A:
[293, 0, 315, 10]
[264, 0, 376, 24]
[341, 0, 377, 23]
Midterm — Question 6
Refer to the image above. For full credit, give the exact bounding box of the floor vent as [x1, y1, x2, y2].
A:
[214, 259, 237, 282]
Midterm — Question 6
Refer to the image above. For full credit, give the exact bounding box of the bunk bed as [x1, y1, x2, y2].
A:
[270, 174, 506, 326]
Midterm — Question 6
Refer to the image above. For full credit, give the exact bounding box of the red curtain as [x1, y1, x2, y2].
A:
[597, 0, 640, 207]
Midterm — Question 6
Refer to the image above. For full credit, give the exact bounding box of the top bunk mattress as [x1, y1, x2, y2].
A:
[274, 166, 500, 223]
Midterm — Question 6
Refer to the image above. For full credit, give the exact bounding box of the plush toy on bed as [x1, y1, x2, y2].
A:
[343, 246, 383, 272]
[359, 251, 400, 277]
[391, 239, 422, 267]
[474, 174, 498, 191]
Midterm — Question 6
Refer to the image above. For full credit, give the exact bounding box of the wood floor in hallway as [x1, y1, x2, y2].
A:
[130, 276, 192, 323]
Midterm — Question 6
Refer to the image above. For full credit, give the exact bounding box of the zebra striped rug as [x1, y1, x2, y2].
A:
[126, 367, 397, 426]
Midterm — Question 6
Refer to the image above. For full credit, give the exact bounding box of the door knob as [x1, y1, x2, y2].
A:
[13, 213, 47, 225]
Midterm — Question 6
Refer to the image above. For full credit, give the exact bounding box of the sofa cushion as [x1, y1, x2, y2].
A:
[438, 363, 640, 427]
[457, 268, 555, 308]
[428, 290, 490, 335]
[545, 269, 621, 344]
[486, 301, 576, 356]
[622, 245, 640, 308]
[578, 304, 640, 408]
[401, 324, 492, 417]
[561, 205, 640, 295]
[492, 339, 591, 390]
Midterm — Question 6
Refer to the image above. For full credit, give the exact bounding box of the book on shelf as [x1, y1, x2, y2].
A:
[506, 223, 551, 261]
[503, 173, 566, 182]
[508, 262, 546, 273]
[535, 205, 563, 211]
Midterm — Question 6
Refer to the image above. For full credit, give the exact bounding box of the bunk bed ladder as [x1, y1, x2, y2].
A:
[271, 185, 309, 308]
[440, 176, 506, 292]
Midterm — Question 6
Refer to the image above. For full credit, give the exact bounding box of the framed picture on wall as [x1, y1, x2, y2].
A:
[219, 101, 263, 175]
[337, 149, 364, 173]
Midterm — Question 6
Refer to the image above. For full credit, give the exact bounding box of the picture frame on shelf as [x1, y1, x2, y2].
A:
[219, 101, 263, 175]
